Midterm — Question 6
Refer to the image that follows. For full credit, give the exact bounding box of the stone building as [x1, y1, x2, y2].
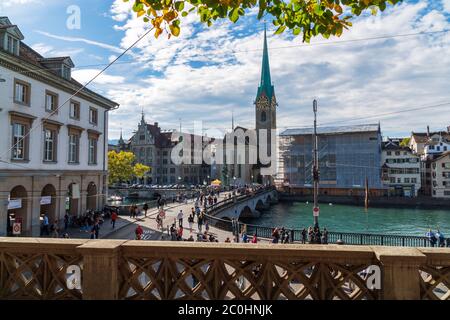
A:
[115, 113, 213, 185]
[0, 17, 119, 236]
[381, 138, 421, 197]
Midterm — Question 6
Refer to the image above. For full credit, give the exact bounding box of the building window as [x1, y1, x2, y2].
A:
[11, 123, 26, 160]
[411, 178, 417, 184]
[386, 151, 391, 156]
[62, 65, 71, 80]
[14, 79, 30, 105]
[88, 138, 97, 165]
[44, 129, 56, 162]
[70, 101, 80, 120]
[68, 134, 80, 163]
[404, 178, 410, 183]
[395, 151, 400, 156]
[89, 107, 98, 125]
[6, 35, 19, 55]
[45, 91, 58, 113]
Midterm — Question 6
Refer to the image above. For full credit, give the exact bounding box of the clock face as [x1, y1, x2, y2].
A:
[256, 96, 270, 110]
[271, 96, 277, 108]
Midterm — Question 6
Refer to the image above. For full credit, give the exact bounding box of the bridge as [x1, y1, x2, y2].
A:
[206, 187, 278, 220]
[0, 238, 449, 300]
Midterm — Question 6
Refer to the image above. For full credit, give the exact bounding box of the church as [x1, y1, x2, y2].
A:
[223, 26, 278, 186]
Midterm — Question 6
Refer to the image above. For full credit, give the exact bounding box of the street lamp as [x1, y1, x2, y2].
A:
[233, 176, 236, 188]
[312, 99, 320, 229]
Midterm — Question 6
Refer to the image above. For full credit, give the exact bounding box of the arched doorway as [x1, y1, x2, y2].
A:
[66, 183, 79, 216]
[8, 186, 28, 236]
[86, 182, 97, 211]
[41, 184, 57, 223]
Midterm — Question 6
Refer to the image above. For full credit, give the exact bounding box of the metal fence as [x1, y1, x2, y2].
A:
[204, 191, 449, 247]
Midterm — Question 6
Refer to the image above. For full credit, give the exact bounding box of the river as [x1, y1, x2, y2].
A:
[240, 201, 450, 236]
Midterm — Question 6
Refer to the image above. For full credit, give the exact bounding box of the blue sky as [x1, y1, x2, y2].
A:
[1, 0, 450, 141]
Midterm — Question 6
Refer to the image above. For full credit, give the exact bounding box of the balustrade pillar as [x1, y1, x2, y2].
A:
[77, 240, 126, 300]
[374, 247, 426, 300]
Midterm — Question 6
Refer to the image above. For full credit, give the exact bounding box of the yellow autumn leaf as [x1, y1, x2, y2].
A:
[170, 24, 180, 37]
[137, 10, 145, 17]
[155, 27, 163, 38]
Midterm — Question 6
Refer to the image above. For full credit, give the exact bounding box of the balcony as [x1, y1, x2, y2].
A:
[0, 238, 449, 300]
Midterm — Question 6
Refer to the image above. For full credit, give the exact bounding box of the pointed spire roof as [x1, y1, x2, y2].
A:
[118, 128, 125, 145]
[256, 25, 275, 101]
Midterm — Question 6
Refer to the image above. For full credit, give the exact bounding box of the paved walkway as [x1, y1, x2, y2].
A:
[66, 191, 239, 242]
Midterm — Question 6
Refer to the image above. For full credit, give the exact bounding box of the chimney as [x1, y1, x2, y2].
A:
[154, 122, 158, 128]
[427, 125, 430, 138]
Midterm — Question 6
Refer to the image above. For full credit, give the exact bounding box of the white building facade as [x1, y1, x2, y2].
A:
[0, 17, 119, 236]
[431, 152, 450, 199]
[381, 139, 421, 197]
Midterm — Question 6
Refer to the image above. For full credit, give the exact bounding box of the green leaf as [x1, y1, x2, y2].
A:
[175, 1, 184, 11]
[229, 7, 240, 23]
[274, 25, 286, 34]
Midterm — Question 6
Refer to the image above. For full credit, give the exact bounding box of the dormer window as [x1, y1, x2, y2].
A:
[62, 65, 71, 80]
[6, 35, 19, 55]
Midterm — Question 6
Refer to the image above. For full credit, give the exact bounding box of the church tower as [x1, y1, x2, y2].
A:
[254, 26, 277, 182]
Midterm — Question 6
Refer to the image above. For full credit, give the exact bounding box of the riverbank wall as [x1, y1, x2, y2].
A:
[279, 193, 450, 209]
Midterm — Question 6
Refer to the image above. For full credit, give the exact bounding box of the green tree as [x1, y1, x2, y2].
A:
[125, 0, 402, 41]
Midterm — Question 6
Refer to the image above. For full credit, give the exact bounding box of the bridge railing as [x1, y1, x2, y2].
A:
[0, 238, 449, 300]
[204, 213, 449, 248]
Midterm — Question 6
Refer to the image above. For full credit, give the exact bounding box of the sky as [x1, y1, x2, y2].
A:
[1, 0, 450, 141]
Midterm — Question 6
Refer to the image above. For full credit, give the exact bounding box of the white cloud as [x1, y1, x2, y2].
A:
[35, 31, 124, 54]
[103, 0, 450, 139]
[30, 43, 84, 58]
[72, 69, 125, 85]
[443, 0, 450, 13]
[0, 0, 40, 10]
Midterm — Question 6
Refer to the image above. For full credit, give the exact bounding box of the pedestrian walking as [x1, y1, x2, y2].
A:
[41, 214, 50, 236]
[205, 219, 209, 233]
[143, 203, 149, 217]
[197, 212, 204, 233]
[301, 228, 307, 244]
[251, 234, 258, 243]
[92, 221, 100, 239]
[272, 228, 280, 244]
[177, 210, 184, 228]
[188, 214, 194, 232]
[129, 205, 134, 218]
[111, 211, 118, 228]
[64, 213, 69, 231]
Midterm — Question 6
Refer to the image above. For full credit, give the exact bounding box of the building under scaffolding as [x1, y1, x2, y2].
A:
[278, 124, 385, 196]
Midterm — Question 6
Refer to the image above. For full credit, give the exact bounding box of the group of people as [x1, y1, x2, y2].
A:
[426, 229, 447, 247]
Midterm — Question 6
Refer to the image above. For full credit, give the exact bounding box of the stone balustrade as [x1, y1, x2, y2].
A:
[0, 238, 449, 300]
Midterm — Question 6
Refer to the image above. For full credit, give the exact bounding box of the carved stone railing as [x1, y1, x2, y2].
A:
[0, 238, 449, 300]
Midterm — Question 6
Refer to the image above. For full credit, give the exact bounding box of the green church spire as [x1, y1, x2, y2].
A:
[256, 25, 274, 101]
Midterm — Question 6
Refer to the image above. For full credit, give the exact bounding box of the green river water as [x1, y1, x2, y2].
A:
[240, 202, 450, 236]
